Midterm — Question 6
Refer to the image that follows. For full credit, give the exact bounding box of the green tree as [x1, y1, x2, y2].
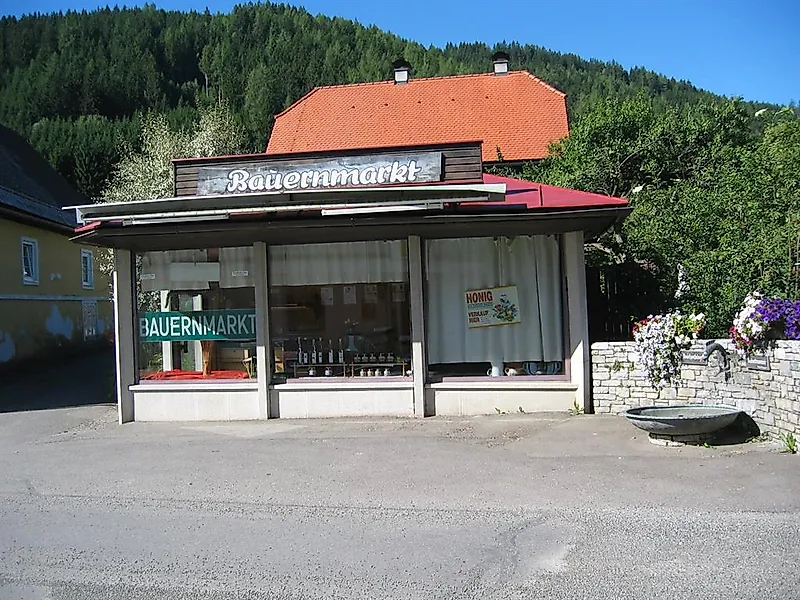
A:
[527, 98, 800, 336]
[103, 102, 244, 203]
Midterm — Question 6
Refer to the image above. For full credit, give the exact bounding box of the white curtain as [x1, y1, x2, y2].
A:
[141, 247, 255, 291]
[270, 241, 408, 285]
[219, 247, 255, 288]
[426, 235, 563, 364]
[141, 250, 210, 292]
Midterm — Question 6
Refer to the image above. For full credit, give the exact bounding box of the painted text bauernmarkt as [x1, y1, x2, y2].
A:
[226, 160, 425, 193]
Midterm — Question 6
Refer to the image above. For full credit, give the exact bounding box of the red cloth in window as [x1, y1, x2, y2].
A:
[143, 370, 250, 380]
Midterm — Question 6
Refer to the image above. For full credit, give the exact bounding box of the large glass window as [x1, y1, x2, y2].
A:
[426, 235, 564, 378]
[269, 241, 411, 381]
[135, 247, 255, 381]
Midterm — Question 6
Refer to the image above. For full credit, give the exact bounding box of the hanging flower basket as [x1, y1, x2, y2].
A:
[633, 311, 705, 388]
[729, 292, 800, 354]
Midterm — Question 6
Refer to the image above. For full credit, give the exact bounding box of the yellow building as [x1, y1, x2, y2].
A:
[0, 125, 111, 367]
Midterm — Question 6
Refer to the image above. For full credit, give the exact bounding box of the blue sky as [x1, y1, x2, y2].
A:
[3, 0, 797, 105]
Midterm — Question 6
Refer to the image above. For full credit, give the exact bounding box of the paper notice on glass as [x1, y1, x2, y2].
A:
[364, 284, 378, 304]
[343, 285, 357, 305]
[391, 283, 406, 302]
[464, 285, 521, 328]
[321, 286, 334, 306]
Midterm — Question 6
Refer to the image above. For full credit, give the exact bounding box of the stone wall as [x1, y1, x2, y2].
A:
[591, 340, 800, 437]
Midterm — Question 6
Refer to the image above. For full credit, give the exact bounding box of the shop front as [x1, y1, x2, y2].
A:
[69, 141, 629, 422]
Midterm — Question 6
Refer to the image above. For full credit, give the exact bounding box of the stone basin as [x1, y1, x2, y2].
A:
[623, 405, 741, 436]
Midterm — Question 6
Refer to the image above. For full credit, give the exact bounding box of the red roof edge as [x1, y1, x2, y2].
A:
[273, 86, 321, 120]
[75, 221, 102, 234]
[522, 72, 567, 98]
[480, 173, 628, 210]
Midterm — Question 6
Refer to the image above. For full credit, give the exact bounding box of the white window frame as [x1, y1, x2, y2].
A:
[81, 248, 94, 290]
[21, 237, 39, 285]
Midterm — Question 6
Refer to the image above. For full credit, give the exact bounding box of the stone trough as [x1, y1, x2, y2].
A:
[623, 405, 742, 446]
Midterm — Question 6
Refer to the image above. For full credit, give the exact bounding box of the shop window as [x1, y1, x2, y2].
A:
[426, 235, 564, 378]
[21, 237, 39, 285]
[135, 247, 256, 381]
[81, 249, 94, 289]
[269, 241, 411, 381]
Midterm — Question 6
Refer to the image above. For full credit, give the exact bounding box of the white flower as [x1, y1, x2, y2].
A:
[634, 311, 705, 387]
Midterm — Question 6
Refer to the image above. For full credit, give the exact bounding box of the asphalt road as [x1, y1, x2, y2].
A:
[1, 353, 799, 599]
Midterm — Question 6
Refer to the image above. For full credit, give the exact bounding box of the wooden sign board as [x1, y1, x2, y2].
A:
[196, 151, 443, 196]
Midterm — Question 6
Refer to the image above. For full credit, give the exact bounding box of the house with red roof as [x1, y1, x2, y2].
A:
[69, 53, 629, 423]
[266, 56, 569, 164]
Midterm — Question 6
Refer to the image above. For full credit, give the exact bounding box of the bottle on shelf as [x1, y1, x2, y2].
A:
[311, 339, 317, 365]
[338, 338, 345, 364]
[328, 340, 334, 364]
[318, 338, 324, 364]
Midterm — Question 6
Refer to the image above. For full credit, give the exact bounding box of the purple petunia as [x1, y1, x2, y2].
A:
[754, 297, 800, 341]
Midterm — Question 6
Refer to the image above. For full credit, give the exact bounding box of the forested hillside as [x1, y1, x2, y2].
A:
[0, 2, 773, 199]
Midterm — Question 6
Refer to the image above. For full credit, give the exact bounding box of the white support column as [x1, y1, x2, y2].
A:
[253, 242, 271, 419]
[564, 231, 591, 413]
[159, 291, 173, 371]
[113, 249, 136, 424]
[408, 235, 428, 417]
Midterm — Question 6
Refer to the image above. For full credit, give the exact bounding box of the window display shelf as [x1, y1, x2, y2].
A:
[292, 360, 409, 378]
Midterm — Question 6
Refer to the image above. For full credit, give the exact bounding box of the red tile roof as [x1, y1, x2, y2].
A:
[479, 174, 629, 209]
[266, 71, 568, 163]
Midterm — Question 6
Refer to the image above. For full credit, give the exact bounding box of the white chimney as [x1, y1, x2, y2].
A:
[492, 51, 510, 76]
[392, 59, 412, 84]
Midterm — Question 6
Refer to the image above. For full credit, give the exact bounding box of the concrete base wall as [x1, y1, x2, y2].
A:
[592, 340, 800, 437]
[430, 383, 578, 416]
[127, 381, 580, 421]
[271, 384, 414, 418]
[132, 384, 260, 421]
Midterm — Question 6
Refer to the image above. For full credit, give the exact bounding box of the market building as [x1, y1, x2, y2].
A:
[68, 55, 630, 422]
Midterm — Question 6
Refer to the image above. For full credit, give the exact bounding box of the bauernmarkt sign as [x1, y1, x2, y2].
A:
[139, 309, 256, 342]
[464, 286, 521, 329]
[196, 151, 443, 196]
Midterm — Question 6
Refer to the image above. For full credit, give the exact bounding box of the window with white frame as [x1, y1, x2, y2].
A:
[81, 249, 94, 289]
[21, 237, 39, 285]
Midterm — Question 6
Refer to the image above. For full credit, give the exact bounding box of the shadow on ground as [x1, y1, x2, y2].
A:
[0, 348, 115, 413]
[708, 412, 763, 446]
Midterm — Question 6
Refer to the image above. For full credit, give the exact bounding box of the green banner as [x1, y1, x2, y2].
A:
[139, 309, 256, 342]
